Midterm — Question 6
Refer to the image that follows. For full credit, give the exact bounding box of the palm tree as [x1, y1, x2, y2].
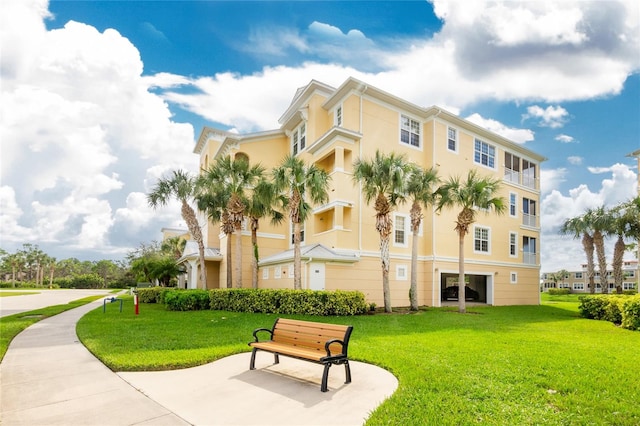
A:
[436, 169, 506, 314]
[161, 236, 187, 260]
[609, 197, 640, 293]
[246, 178, 285, 288]
[561, 215, 596, 294]
[353, 150, 411, 313]
[587, 207, 610, 293]
[147, 170, 207, 289]
[198, 156, 265, 288]
[405, 164, 440, 310]
[273, 155, 330, 290]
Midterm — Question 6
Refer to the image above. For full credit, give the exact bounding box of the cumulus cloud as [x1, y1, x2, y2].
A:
[523, 105, 570, 128]
[567, 156, 583, 165]
[556, 134, 575, 143]
[465, 113, 534, 144]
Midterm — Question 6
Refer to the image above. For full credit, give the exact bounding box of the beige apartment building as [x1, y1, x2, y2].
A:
[541, 260, 639, 293]
[185, 77, 546, 308]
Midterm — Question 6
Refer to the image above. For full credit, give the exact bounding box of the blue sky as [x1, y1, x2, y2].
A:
[1, 0, 639, 273]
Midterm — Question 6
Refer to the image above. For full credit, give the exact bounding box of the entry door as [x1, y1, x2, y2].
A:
[309, 263, 325, 290]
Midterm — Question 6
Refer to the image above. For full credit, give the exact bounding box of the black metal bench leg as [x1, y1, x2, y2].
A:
[321, 363, 332, 392]
[344, 360, 352, 384]
[250, 348, 258, 370]
[274, 353, 279, 364]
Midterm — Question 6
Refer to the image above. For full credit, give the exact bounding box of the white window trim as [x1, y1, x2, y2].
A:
[393, 213, 409, 248]
[447, 126, 458, 153]
[510, 272, 518, 284]
[509, 192, 518, 218]
[262, 267, 269, 279]
[509, 231, 518, 258]
[288, 265, 294, 277]
[274, 266, 282, 279]
[473, 225, 491, 254]
[399, 113, 421, 149]
[396, 265, 408, 281]
[335, 104, 343, 127]
[474, 138, 497, 170]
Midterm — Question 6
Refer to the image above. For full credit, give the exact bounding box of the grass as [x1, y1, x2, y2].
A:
[77, 296, 640, 425]
[0, 291, 40, 297]
[0, 295, 105, 361]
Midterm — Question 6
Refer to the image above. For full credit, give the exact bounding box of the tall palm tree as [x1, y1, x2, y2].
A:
[436, 169, 506, 314]
[561, 215, 596, 293]
[405, 164, 440, 311]
[273, 155, 330, 290]
[587, 207, 610, 293]
[246, 178, 285, 288]
[198, 156, 265, 288]
[353, 150, 411, 313]
[148, 170, 207, 289]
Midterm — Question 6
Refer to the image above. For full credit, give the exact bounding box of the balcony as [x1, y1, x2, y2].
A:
[523, 252, 537, 265]
[522, 213, 538, 228]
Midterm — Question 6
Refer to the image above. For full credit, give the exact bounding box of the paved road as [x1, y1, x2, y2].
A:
[0, 289, 113, 317]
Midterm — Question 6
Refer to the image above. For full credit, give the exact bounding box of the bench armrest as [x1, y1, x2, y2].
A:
[251, 328, 273, 343]
[324, 338, 346, 357]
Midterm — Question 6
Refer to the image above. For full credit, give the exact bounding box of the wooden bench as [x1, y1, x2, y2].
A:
[248, 318, 353, 392]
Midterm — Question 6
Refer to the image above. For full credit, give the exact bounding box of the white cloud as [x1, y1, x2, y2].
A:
[523, 105, 569, 128]
[540, 168, 568, 195]
[465, 113, 534, 144]
[567, 156, 583, 165]
[556, 134, 575, 143]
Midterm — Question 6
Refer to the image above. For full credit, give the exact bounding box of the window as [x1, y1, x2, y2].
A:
[523, 198, 537, 227]
[394, 214, 408, 246]
[400, 115, 420, 147]
[573, 283, 584, 290]
[474, 138, 496, 168]
[522, 159, 536, 189]
[274, 266, 282, 279]
[262, 268, 269, 279]
[396, 265, 408, 280]
[623, 282, 636, 290]
[509, 232, 517, 257]
[504, 152, 520, 183]
[509, 193, 517, 217]
[574, 272, 583, 279]
[288, 265, 294, 277]
[447, 127, 457, 151]
[510, 272, 517, 284]
[291, 123, 306, 155]
[335, 105, 343, 126]
[474, 226, 490, 253]
[523, 236, 536, 264]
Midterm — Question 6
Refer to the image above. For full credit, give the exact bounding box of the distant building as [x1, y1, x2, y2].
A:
[541, 260, 639, 293]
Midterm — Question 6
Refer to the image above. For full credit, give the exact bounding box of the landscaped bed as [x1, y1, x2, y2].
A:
[75, 293, 640, 425]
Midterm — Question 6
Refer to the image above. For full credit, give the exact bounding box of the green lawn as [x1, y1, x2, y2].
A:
[0, 291, 40, 297]
[77, 296, 640, 425]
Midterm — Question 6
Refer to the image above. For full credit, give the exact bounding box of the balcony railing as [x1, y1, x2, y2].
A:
[522, 213, 537, 228]
[504, 168, 519, 184]
[523, 252, 537, 265]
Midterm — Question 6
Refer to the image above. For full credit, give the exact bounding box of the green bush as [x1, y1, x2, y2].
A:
[548, 288, 571, 295]
[603, 296, 625, 324]
[209, 288, 368, 316]
[136, 287, 168, 303]
[70, 273, 105, 289]
[621, 295, 640, 331]
[164, 290, 210, 311]
[578, 295, 608, 320]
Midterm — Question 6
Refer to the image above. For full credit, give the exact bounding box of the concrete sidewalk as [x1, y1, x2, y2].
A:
[1, 296, 398, 425]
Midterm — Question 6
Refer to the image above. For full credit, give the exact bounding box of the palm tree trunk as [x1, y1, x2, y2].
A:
[234, 228, 242, 288]
[182, 201, 207, 289]
[612, 234, 625, 294]
[594, 230, 608, 294]
[226, 234, 232, 288]
[380, 234, 391, 312]
[293, 221, 302, 290]
[251, 219, 259, 289]
[410, 228, 419, 311]
[458, 231, 466, 314]
[583, 233, 596, 294]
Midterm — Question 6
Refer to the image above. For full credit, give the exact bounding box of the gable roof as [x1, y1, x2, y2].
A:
[258, 243, 359, 266]
[177, 241, 223, 264]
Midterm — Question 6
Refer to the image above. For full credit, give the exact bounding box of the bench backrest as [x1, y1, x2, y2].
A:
[272, 318, 353, 357]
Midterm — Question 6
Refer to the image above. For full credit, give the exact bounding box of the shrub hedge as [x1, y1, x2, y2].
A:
[579, 294, 640, 331]
[135, 287, 168, 304]
[209, 288, 368, 316]
[164, 289, 210, 311]
[547, 288, 571, 295]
